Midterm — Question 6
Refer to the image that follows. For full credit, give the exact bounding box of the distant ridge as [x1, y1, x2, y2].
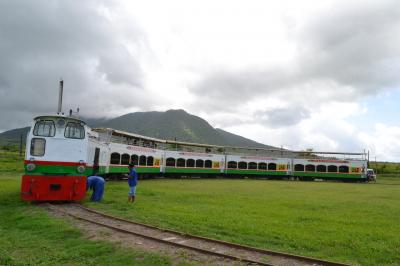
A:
[0, 109, 275, 149]
[0, 127, 30, 145]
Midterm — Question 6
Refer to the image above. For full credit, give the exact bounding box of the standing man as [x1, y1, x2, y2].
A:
[127, 163, 138, 203]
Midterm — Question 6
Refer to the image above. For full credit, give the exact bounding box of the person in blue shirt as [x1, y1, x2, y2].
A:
[86, 175, 105, 202]
[127, 163, 138, 203]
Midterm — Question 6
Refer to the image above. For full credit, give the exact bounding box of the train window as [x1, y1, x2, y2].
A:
[268, 163, 276, 171]
[177, 158, 185, 167]
[64, 122, 85, 139]
[121, 154, 130, 165]
[139, 155, 147, 166]
[30, 138, 46, 156]
[258, 162, 267, 170]
[339, 165, 349, 173]
[305, 164, 315, 172]
[328, 165, 337, 172]
[33, 120, 55, 137]
[166, 158, 176, 167]
[110, 153, 120, 164]
[248, 162, 257, 170]
[294, 164, 304, 171]
[317, 165, 326, 172]
[205, 160, 212, 168]
[228, 161, 237, 169]
[187, 159, 195, 167]
[147, 156, 154, 166]
[131, 154, 138, 165]
[195, 159, 204, 168]
[238, 161, 247, 170]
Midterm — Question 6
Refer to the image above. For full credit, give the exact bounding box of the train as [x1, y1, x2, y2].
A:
[21, 114, 370, 201]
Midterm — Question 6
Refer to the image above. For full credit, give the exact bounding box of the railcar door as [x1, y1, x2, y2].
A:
[93, 147, 100, 174]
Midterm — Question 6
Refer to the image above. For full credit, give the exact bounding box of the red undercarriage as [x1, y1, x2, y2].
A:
[21, 175, 87, 201]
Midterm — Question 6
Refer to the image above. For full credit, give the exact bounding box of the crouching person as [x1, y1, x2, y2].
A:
[86, 175, 105, 202]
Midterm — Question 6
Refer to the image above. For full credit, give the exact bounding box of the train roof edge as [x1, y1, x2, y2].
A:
[34, 115, 86, 124]
[92, 127, 366, 157]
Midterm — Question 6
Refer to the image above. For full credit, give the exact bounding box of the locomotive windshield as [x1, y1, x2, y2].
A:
[33, 120, 55, 137]
[64, 122, 85, 139]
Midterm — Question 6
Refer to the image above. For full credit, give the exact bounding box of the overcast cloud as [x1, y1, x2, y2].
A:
[1, 0, 400, 161]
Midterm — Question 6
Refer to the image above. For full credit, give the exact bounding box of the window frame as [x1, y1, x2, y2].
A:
[258, 162, 267, 170]
[33, 120, 56, 137]
[30, 138, 46, 157]
[227, 161, 237, 169]
[195, 159, 204, 168]
[64, 122, 85, 139]
[121, 153, 130, 165]
[166, 157, 176, 167]
[147, 156, 154, 166]
[110, 152, 121, 165]
[294, 164, 305, 171]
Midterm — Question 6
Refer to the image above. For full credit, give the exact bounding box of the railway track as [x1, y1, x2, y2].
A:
[47, 203, 350, 266]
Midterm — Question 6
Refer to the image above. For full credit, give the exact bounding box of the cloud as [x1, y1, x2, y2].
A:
[0, 0, 147, 130]
[255, 107, 310, 128]
[188, 0, 400, 123]
[223, 102, 366, 153]
[294, 0, 400, 92]
[358, 123, 400, 162]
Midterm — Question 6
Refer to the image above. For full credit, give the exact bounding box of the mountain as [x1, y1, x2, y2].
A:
[0, 110, 275, 149]
[0, 127, 30, 145]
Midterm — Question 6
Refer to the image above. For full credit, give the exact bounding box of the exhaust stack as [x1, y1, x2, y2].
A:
[57, 79, 64, 114]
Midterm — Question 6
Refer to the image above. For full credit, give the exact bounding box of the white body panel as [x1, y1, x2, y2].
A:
[164, 151, 225, 171]
[226, 154, 291, 172]
[109, 143, 164, 158]
[293, 158, 367, 174]
[26, 119, 88, 164]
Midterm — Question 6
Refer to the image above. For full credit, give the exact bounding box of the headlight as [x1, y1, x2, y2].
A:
[77, 165, 86, 174]
[26, 163, 36, 171]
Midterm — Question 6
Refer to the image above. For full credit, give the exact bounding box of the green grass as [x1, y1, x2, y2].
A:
[0, 150, 25, 172]
[0, 151, 174, 266]
[369, 161, 400, 174]
[86, 177, 400, 266]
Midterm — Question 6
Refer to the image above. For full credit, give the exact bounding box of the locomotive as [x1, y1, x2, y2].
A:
[21, 114, 369, 201]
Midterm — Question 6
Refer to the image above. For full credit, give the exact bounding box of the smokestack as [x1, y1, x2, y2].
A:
[57, 79, 64, 114]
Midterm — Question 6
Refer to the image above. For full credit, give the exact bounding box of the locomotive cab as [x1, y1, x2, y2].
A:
[366, 168, 377, 182]
[21, 115, 88, 201]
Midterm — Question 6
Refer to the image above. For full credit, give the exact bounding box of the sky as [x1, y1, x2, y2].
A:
[0, 0, 400, 161]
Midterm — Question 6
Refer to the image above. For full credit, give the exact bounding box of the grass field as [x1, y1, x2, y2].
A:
[1, 150, 400, 265]
[86, 178, 400, 265]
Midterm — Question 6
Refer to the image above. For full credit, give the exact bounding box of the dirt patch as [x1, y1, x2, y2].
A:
[43, 204, 246, 266]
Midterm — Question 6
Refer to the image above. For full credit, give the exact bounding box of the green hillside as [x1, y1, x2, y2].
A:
[0, 127, 29, 151]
